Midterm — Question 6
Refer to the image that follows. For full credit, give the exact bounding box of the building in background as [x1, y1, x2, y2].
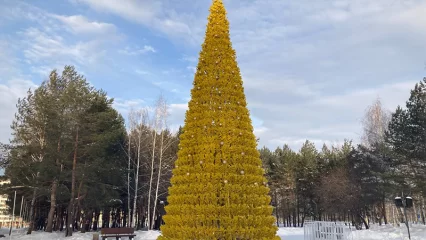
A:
[0, 179, 24, 228]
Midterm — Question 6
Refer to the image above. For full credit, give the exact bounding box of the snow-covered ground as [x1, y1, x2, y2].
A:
[277, 227, 304, 240]
[2, 224, 425, 240]
[0, 228, 161, 240]
[350, 224, 426, 240]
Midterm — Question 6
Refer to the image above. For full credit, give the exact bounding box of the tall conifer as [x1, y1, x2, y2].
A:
[159, 1, 279, 239]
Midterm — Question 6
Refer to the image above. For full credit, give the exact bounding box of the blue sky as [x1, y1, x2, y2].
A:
[1, 0, 426, 150]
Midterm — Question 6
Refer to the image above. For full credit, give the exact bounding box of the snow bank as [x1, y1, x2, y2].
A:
[2, 225, 425, 240]
[276, 224, 426, 240]
[277, 227, 304, 240]
[135, 231, 161, 240]
[351, 224, 426, 240]
[0, 228, 161, 240]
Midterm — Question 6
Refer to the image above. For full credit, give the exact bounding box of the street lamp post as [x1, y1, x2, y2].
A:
[395, 195, 413, 240]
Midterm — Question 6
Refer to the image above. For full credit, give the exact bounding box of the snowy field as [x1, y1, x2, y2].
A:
[2, 224, 425, 240]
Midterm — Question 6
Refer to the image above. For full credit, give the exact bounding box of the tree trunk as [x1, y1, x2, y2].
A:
[60, 207, 65, 231]
[147, 129, 158, 230]
[359, 213, 369, 229]
[47, 138, 61, 232]
[46, 180, 58, 232]
[65, 202, 73, 236]
[66, 128, 78, 237]
[151, 129, 164, 229]
[132, 132, 142, 228]
[382, 195, 388, 224]
[398, 207, 405, 223]
[292, 206, 296, 227]
[421, 196, 425, 225]
[412, 199, 418, 224]
[54, 205, 61, 231]
[273, 192, 279, 227]
[93, 210, 99, 231]
[116, 208, 121, 227]
[103, 209, 110, 228]
[74, 170, 85, 231]
[80, 210, 86, 233]
[81, 210, 92, 233]
[297, 201, 300, 227]
[128, 134, 131, 227]
[74, 205, 81, 231]
[26, 187, 37, 234]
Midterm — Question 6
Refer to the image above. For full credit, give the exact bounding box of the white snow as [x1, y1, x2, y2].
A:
[2, 224, 425, 240]
[277, 227, 304, 240]
[276, 224, 426, 240]
[0, 228, 161, 240]
[350, 224, 426, 240]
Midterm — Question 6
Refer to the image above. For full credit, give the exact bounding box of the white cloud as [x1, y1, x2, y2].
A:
[65, 0, 426, 150]
[72, 0, 198, 43]
[311, 81, 415, 113]
[0, 79, 38, 143]
[3, 0, 426, 152]
[2, 1, 125, 80]
[0, 40, 19, 78]
[19, 27, 113, 71]
[213, 0, 426, 149]
[181, 55, 197, 63]
[243, 75, 322, 97]
[167, 103, 188, 128]
[119, 45, 156, 55]
[52, 14, 117, 35]
[112, 98, 146, 116]
[186, 66, 196, 73]
[254, 126, 269, 136]
[135, 70, 150, 75]
[30, 65, 69, 77]
[0, 39, 37, 143]
[250, 80, 417, 149]
[71, 0, 159, 24]
[169, 103, 188, 112]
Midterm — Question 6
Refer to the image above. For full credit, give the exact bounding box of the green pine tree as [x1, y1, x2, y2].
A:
[386, 78, 426, 193]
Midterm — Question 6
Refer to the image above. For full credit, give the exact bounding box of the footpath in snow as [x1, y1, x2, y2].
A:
[2, 224, 425, 240]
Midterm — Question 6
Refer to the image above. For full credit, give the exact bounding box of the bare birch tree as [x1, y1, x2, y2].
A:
[127, 132, 131, 227]
[361, 97, 391, 147]
[150, 96, 173, 229]
[146, 96, 163, 230]
[361, 97, 392, 225]
[129, 108, 149, 228]
[127, 95, 176, 229]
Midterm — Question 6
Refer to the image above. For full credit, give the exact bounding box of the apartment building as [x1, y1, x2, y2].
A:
[0, 179, 24, 228]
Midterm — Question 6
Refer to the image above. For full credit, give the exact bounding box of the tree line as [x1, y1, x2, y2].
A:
[259, 78, 426, 229]
[0, 65, 425, 235]
[0, 66, 180, 237]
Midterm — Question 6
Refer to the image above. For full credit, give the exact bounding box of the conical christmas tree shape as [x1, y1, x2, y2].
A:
[159, 1, 279, 239]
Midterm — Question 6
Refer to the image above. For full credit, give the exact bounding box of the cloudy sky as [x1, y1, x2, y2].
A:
[1, 0, 425, 150]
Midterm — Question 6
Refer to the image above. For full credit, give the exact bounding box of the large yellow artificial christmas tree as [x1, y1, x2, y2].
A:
[159, 1, 279, 239]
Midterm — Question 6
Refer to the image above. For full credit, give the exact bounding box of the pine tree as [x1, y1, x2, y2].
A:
[386, 78, 426, 194]
[294, 141, 318, 225]
[5, 66, 128, 236]
[159, 1, 279, 239]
